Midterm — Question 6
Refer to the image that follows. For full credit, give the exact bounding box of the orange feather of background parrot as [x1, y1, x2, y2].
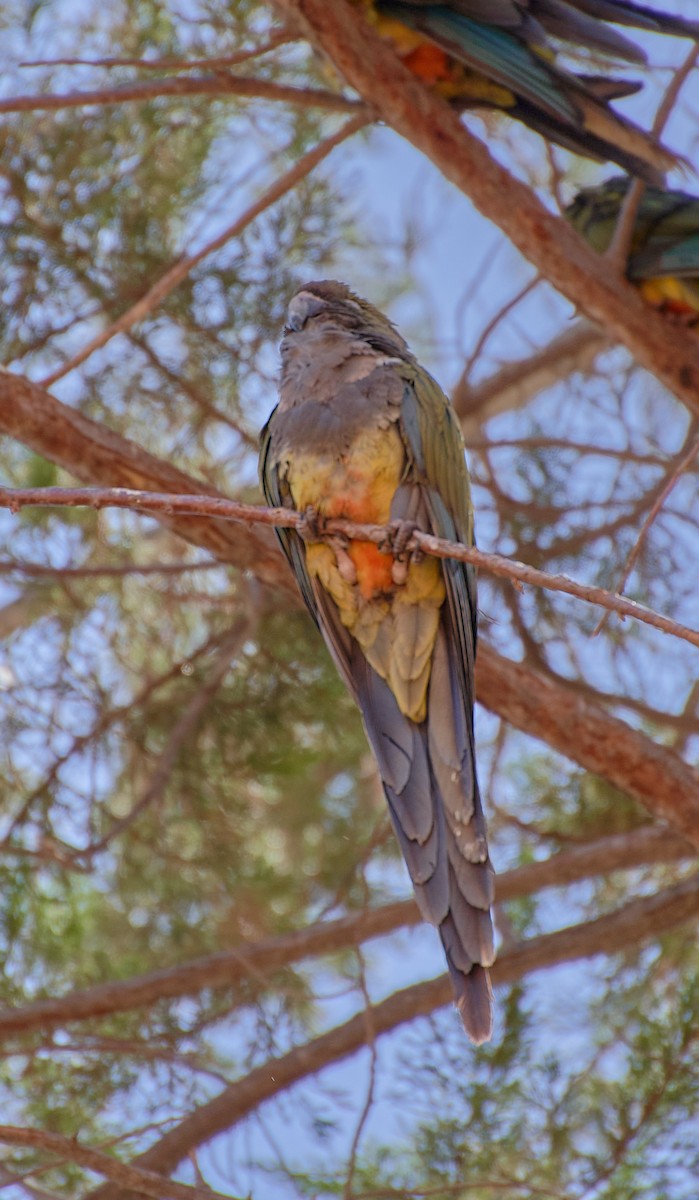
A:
[566, 176, 699, 324]
[350, 0, 699, 181]
[260, 281, 494, 1042]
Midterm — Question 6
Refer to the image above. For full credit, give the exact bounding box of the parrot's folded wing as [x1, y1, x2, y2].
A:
[259, 411, 320, 624]
[629, 235, 699, 281]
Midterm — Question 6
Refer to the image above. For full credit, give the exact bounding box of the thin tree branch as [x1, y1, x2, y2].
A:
[0, 74, 362, 117]
[21, 28, 296, 72]
[84, 872, 699, 1200]
[0, 824, 689, 1043]
[593, 429, 699, 635]
[0, 558, 223, 579]
[343, 950, 377, 1200]
[1, 374, 695, 843]
[476, 644, 699, 849]
[0, 1128, 238, 1200]
[74, 615, 255, 861]
[273, 0, 699, 418]
[1, 485, 697, 649]
[605, 46, 699, 285]
[40, 112, 368, 387]
[453, 320, 611, 433]
[0, 628, 229, 849]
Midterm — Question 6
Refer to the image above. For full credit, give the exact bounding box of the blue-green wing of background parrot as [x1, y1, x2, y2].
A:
[372, 0, 698, 179]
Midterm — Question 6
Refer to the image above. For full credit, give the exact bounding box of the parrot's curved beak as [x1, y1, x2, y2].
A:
[286, 291, 326, 331]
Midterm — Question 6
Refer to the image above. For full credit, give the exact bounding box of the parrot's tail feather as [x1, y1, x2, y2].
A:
[508, 102, 673, 185]
[310, 581, 494, 1043]
[452, 963, 493, 1046]
[361, 629, 495, 1043]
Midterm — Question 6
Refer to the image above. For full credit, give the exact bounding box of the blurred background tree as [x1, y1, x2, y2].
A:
[0, 1, 698, 1198]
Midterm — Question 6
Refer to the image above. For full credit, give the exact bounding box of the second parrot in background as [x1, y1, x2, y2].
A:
[566, 176, 699, 324]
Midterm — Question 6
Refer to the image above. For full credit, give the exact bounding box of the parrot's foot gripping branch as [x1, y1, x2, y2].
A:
[379, 518, 424, 586]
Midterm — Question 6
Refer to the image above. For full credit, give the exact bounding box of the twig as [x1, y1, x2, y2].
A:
[452, 320, 610, 432]
[0, 1126, 239, 1200]
[1, 486, 697, 649]
[461, 275, 541, 383]
[0, 557, 223, 578]
[74, 614, 255, 861]
[0, 628, 227, 849]
[20, 29, 296, 72]
[593, 430, 699, 636]
[39, 111, 369, 386]
[344, 950, 377, 1200]
[606, 46, 699, 268]
[0, 74, 361, 117]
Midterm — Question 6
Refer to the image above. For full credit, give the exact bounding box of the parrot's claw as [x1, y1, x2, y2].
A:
[380, 519, 419, 559]
[380, 520, 424, 586]
[384, 518, 422, 564]
[297, 507, 357, 583]
[330, 538, 357, 585]
[297, 506, 326, 543]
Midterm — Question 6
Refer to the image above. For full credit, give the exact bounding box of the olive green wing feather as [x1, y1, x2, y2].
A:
[398, 365, 478, 697]
[259, 408, 320, 625]
[396, 365, 493, 1039]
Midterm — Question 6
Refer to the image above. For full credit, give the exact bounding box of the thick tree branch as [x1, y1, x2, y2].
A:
[272, 0, 699, 417]
[2, 485, 698, 649]
[0, 825, 689, 1042]
[0, 1127, 238, 1200]
[85, 872, 699, 1200]
[0, 370, 289, 593]
[476, 645, 699, 849]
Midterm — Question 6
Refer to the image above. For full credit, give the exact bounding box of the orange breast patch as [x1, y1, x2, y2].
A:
[350, 541, 394, 599]
[287, 421, 406, 601]
[323, 488, 395, 599]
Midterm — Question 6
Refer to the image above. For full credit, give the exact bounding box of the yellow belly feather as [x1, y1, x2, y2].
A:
[287, 423, 445, 722]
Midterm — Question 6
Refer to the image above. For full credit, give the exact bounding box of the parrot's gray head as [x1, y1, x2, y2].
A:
[283, 280, 410, 357]
[564, 175, 629, 244]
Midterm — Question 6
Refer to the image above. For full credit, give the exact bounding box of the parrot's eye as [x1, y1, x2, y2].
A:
[286, 291, 326, 331]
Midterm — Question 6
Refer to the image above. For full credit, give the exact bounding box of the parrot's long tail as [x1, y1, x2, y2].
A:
[586, 0, 699, 40]
[355, 625, 495, 1044]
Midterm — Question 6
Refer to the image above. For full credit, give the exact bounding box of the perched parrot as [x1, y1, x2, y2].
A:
[566, 176, 699, 323]
[352, 0, 699, 180]
[260, 281, 494, 1042]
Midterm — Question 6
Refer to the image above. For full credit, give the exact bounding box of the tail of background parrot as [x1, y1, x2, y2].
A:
[371, 1, 688, 181]
[571, 1, 699, 40]
[566, 176, 699, 322]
